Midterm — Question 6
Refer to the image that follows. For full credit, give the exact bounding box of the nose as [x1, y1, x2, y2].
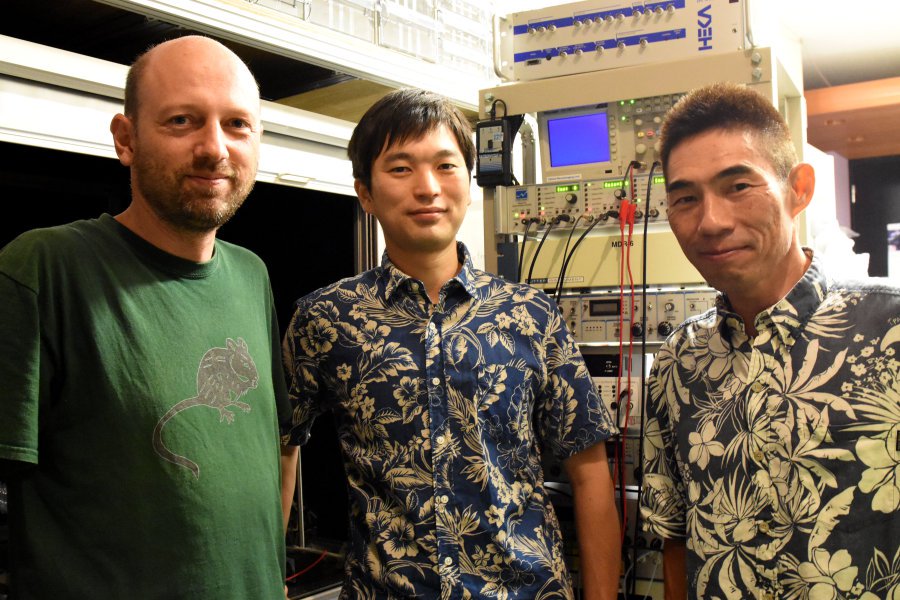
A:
[413, 168, 440, 199]
[194, 121, 229, 162]
[695, 193, 734, 237]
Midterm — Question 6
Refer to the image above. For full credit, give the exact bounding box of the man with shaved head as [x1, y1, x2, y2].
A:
[0, 36, 296, 598]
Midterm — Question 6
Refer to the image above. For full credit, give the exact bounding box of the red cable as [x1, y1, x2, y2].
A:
[285, 550, 329, 582]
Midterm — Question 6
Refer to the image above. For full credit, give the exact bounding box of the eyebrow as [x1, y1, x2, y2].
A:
[381, 148, 461, 163]
[666, 164, 756, 193]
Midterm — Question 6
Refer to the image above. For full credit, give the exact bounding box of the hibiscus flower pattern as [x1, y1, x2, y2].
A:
[640, 255, 900, 599]
[284, 243, 616, 599]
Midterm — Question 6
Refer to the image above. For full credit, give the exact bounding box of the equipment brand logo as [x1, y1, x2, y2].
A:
[697, 4, 713, 51]
[611, 240, 634, 248]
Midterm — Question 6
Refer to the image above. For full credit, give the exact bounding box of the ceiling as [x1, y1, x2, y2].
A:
[3, 0, 899, 158]
[777, 1, 900, 160]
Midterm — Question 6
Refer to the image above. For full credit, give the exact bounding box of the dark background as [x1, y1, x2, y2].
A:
[849, 155, 900, 277]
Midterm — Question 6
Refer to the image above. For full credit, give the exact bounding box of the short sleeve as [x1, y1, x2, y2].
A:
[0, 268, 42, 470]
[281, 295, 328, 446]
[640, 345, 687, 540]
[534, 297, 617, 461]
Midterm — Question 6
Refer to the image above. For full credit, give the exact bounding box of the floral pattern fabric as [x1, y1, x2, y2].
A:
[283, 243, 616, 600]
[641, 254, 900, 599]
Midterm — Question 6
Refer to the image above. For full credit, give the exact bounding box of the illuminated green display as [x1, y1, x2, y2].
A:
[653, 175, 666, 185]
[555, 184, 580, 193]
[602, 180, 629, 189]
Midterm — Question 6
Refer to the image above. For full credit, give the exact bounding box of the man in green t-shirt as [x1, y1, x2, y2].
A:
[0, 36, 298, 598]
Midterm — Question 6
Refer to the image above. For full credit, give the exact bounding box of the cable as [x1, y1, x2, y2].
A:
[629, 161, 661, 597]
[516, 220, 538, 282]
[551, 215, 584, 302]
[613, 161, 640, 543]
[489, 98, 509, 120]
[285, 549, 330, 582]
[527, 215, 568, 284]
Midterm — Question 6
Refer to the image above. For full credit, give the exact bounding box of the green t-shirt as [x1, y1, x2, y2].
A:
[0, 214, 290, 599]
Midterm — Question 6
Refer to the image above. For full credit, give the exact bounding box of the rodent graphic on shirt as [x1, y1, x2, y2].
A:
[152, 338, 259, 478]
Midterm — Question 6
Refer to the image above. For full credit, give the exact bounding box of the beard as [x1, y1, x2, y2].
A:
[132, 153, 256, 233]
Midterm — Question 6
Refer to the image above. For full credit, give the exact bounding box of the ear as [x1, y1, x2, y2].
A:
[110, 113, 136, 167]
[355, 179, 375, 215]
[787, 163, 815, 217]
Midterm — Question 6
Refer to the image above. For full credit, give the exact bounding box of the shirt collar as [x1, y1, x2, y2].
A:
[378, 242, 480, 302]
[719, 249, 826, 346]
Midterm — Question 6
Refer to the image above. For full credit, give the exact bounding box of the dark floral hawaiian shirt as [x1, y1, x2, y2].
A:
[284, 243, 616, 600]
[641, 253, 900, 599]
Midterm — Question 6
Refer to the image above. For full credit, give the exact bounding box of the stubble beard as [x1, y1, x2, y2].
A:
[133, 155, 255, 234]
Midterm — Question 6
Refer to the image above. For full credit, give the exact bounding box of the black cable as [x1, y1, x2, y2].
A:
[516, 220, 537, 283]
[628, 161, 661, 598]
[552, 211, 617, 305]
[551, 215, 585, 302]
[489, 98, 509, 120]
[526, 215, 568, 285]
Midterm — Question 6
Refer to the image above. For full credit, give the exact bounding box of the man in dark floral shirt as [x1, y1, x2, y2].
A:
[640, 82, 900, 599]
[283, 89, 620, 599]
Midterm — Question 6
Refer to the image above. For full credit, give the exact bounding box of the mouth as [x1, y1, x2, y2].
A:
[697, 246, 748, 261]
[184, 173, 233, 191]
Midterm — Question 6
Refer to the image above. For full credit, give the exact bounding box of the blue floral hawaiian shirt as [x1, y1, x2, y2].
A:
[283, 242, 616, 600]
[641, 253, 900, 599]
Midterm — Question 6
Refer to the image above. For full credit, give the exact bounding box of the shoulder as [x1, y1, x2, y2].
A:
[0, 219, 106, 285]
[468, 268, 558, 312]
[214, 238, 268, 272]
[827, 275, 900, 299]
[295, 269, 379, 311]
[3, 218, 103, 255]
[656, 307, 721, 360]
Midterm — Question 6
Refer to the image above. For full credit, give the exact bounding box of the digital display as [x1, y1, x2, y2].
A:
[547, 112, 612, 168]
[653, 175, 666, 185]
[589, 299, 620, 317]
[556, 184, 580, 193]
[603, 180, 629, 189]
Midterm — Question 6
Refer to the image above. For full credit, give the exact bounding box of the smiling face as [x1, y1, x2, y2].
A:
[665, 128, 813, 304]
[112, 37, 261, 233]
[355, 124, 471, 263]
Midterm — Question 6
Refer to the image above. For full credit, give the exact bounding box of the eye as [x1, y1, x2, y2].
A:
[388, 165, 411, 174]
[437, 162, 458, 171]
[227, 118, 253, 130]
[168, 115, 190, 126]
[667, 193, 695, 208]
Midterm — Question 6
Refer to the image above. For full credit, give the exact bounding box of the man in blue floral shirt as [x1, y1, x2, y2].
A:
[283, 89, 620, 599]
[640, 82, 900, 599]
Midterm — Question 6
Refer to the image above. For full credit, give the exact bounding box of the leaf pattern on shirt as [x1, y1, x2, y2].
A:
[640, 258, 900, 599]
[284, 244, 615, 599]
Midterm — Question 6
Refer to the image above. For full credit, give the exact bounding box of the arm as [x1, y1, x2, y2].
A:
[663, 538, 686, 600]
[280, 444, 299, 532]
[564, 442, 620, 600]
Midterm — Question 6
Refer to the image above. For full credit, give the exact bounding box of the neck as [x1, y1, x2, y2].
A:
[728, 247, 811, 337]
[115, 203, 217, 263]
[386, 243, 461, 303]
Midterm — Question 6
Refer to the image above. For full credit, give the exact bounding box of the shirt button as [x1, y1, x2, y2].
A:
[431, 377, 441, 386]
[758, 521, 770, 534]
[751, 381, 764, 393]
[436, 435, 445, 444]
[443, 557, 452, 566]
[753, 450, 765, 461]
[441, 494, 449, 503]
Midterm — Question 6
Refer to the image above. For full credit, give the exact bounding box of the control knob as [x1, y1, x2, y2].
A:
[658, 321, 673, 336]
